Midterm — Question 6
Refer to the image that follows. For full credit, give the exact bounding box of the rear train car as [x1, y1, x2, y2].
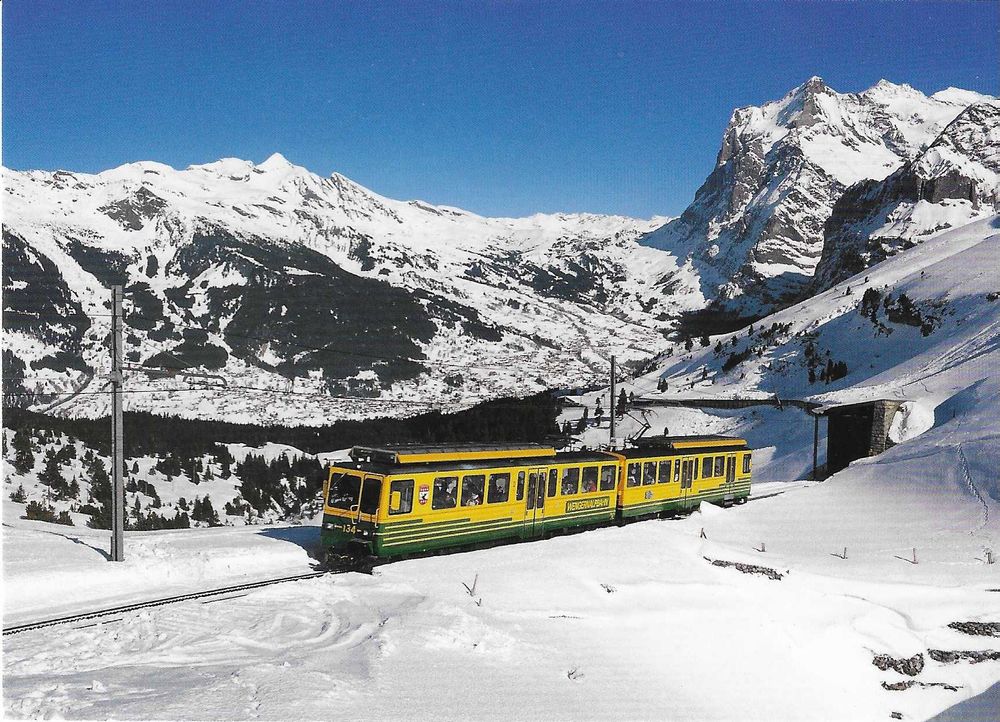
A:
[615, 435, 752, 520]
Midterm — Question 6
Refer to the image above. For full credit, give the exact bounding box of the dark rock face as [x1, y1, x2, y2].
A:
[815, 102, 1000, 291]
[2, 229, 91, 377]
[98, 187, 168, 230]
[169, 227, 437, 383]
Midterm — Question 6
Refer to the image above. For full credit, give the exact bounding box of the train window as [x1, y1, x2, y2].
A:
[327, 473, 362, 509]
[360, 477, 382, 515]
[516, 471, 525, 500]
[561, 467, 580, 495]
[693, 459, 699, 480]
[461, 475, 486, 506]
[581, 466, 599, 493]
[743, 454, 752, 474]
[488, 473, 511, 504]
[715, 456, 725, 476]
[642, 462, 656, 485]
[432, 476, 458, 510]
[674, 461, 681, 483]
[599, 465, 617, 491]
[388, 479, 414, 516]
[548, 469, 558, 498]
[658, 460, 671, 483]
[702, 458, 713, 478]
[626, 463, 641, 487]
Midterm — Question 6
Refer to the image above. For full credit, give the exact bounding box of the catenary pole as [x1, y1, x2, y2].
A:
[111, 286, 125, 561]
[609, 355, 616, 447]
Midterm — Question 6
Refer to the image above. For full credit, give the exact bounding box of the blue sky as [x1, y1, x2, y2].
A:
[4, 1, 997, 218]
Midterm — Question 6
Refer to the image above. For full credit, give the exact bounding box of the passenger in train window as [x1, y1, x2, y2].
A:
[715, 456, 725, 476]
[581, 466, 599, 492]
[658, 460, 671, 483]
[627, 463, 641, 487]
[433, 477, 458, 509]
[461, 474, 486, 507]
[643, 462, 656, 485]
[488, 473, 510, 503]
[702, 457, 713, 478]
[561, 467, 580, 495]
[599, 465, 617, 491]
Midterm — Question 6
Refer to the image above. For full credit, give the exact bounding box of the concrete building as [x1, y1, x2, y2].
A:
[822, 399, 903, 475]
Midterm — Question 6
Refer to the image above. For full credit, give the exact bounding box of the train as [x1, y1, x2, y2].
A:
[320, 435, 751, 565]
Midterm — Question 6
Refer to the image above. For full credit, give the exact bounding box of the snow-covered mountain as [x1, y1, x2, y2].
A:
[815, 100, 1000, 289]
[3, 157, 688, 423]
[5, 78, 997, 425]
[643, 78, 994, 315]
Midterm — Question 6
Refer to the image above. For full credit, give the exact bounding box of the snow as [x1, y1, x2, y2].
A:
[4, 442, 998, 720]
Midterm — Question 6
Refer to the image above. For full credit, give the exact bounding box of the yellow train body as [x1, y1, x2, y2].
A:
[320, 437, 751, 558]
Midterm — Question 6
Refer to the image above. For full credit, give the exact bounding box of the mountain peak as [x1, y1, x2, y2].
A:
[796, 76, 830, 96]
[257, 152, 295, 172]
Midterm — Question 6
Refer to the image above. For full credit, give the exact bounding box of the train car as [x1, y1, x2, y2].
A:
[320, 443, 619, 561]
[320, 436, 752, 564]
[614, 435, 752, 520]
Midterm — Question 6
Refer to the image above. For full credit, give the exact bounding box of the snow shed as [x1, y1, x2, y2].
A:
[819, 399, 903, 475]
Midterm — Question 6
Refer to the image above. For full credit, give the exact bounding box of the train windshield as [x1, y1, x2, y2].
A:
[327, 472, 362, 510]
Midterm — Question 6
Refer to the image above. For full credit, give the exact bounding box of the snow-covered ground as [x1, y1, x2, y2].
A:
[4, 444, 998, 721]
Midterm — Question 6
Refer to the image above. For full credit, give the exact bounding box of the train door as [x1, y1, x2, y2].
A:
[522, 468, 547, 539]
[357, 475, 382, 526]
[681, 459, 694, 508]
[724, 455, 737, 505]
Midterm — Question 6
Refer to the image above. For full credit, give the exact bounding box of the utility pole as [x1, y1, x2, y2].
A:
[609, 355, 616, 447]
[110, 286, 125, 561]
[812, 411, 820, 481]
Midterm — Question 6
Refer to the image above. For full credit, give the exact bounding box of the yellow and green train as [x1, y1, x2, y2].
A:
[320, 435, 751, 562]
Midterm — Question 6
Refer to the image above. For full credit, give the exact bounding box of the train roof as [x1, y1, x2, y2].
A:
[622, 435, 749, 458]
[334, 448, 617, 476]
[331, 436, 751, 475]
[349, 442, 555, 466]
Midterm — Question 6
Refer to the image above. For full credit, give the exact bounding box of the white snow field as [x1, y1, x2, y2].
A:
[4, 217, 1000, 721]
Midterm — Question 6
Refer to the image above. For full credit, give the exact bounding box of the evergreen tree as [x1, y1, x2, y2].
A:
[12, 431, 35, 474]
[684, 337, 693, 352]
[9, 484, 27, 503]
[617, 389, 628, 413]
[38, 455, 64, 490]
[699, 334, 710, 347]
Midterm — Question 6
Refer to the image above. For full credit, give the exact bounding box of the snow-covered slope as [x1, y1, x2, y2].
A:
[3, 157, 685, 423]
[643, 78, 993, 315]
[632, 214, 1000, 410]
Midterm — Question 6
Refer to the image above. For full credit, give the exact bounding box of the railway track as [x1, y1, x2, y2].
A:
[2, 569, 334, 636]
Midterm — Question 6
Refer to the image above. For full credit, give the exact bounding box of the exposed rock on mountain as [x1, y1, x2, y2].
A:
[643, 78, 992, 316]
[815, 100, 1000, 289]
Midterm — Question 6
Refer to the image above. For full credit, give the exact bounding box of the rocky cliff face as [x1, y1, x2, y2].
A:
[642, 78, 991, 316]
[815, 101, 1000, 289]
